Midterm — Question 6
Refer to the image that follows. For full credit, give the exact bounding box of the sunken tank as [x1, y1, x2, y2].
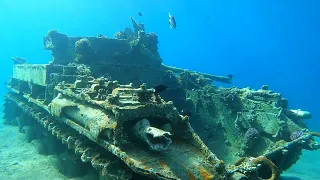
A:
[3, 17, 320, 180]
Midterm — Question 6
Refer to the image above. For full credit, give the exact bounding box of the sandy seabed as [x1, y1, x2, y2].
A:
[0, 118, 319, 180]
[0, 125, 69, 180]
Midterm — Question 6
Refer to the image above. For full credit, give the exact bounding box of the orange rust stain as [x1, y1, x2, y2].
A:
[112, 88, 119, 96]
[188, 171, 196, 180]
[159, 160, 168, 169]
[140, 160, 147, 163]
[183, 115, 190, 120]
[123, 156, 134, 167]
[100, 120, 108, 129]
[109, 122, 117, 129]
[123, 156, 129, 163]
[198, 167, 213, 180]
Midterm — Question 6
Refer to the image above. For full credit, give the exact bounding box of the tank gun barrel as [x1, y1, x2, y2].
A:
[163, 64, 232, 84]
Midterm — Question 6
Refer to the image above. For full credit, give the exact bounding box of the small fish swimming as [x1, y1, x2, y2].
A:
[228, 74, 233, 79]
[181, 109, 192, 117]
[168, 13, 176, 29]
[154, 84, 168, 94]
[138, 12, 142, 16]
[10, 57, 26, 64]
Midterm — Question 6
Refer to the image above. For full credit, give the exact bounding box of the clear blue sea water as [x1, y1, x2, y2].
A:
[0, 0, 319, 179]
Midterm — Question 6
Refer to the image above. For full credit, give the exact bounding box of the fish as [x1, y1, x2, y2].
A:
[154, 84, 168, 94]
[10, 57, 26, 64]
[205, 16, 211, 20]
[228, 74, 233, 79]
[181, 109, 192, 117]
[138, 12, 142, 16]
[168, 13, 176, 29]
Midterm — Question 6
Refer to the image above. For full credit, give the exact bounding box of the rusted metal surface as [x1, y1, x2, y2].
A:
[5, 67, 319, 179]
[163, 65, 232, 84]
[53, 81, 224, 179]
[101, 140, 224, 179]
[5, 73, 226, 179]
[5, 93, 132, 180]
[13, 64, 63, 86]
[226, 134, 319, 180]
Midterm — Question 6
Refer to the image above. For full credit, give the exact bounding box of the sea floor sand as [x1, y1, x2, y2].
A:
[0, 118, 319, 180]
[282, 146, 320, 180]
[0, 125, 69, 180]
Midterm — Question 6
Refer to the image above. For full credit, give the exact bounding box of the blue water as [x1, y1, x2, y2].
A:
[0, 0, 319, 178]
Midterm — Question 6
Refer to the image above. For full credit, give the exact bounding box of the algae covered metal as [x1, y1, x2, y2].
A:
[3, 17, 319, 180]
